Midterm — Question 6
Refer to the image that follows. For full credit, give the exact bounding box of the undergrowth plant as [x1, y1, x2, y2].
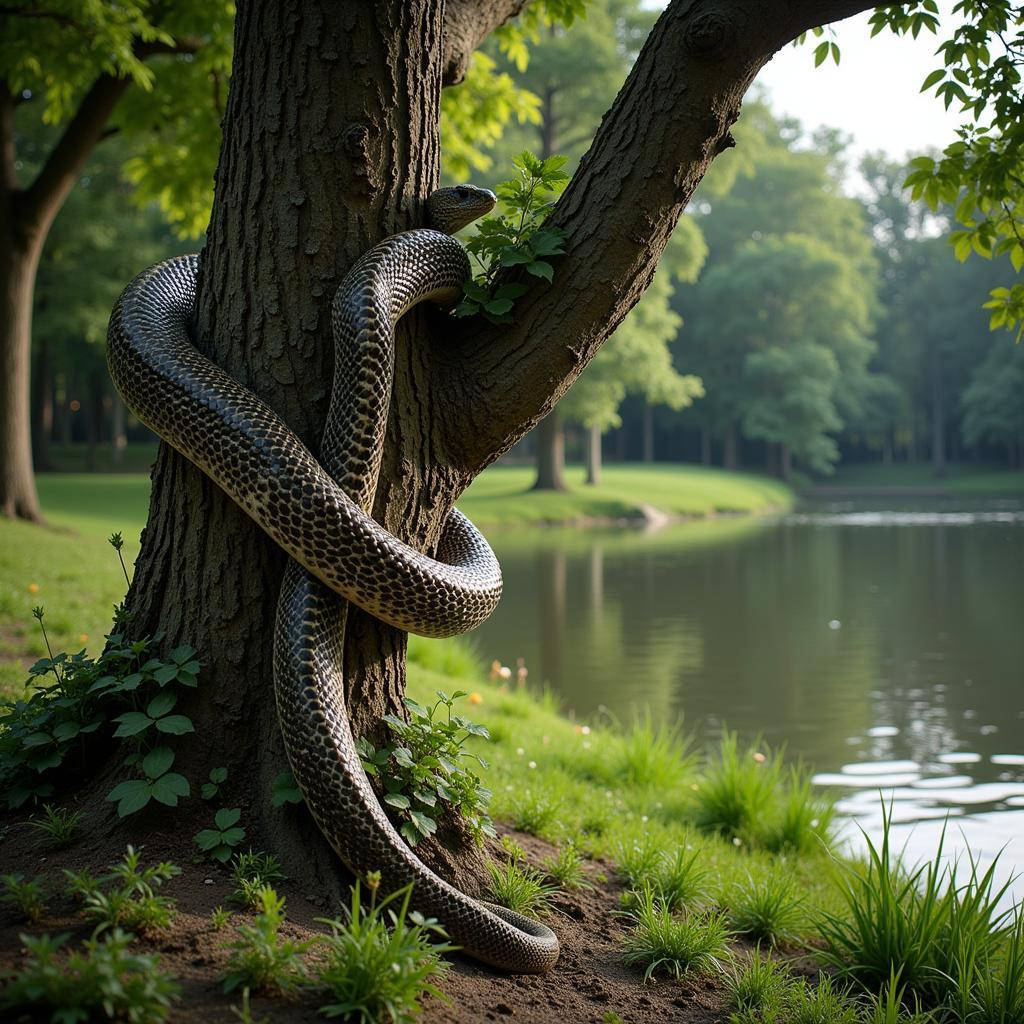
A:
[314, 876, 454, 1023]
[455, 150, 568, 324]
[231, 850, 286, 909]
[617, 839, 710, 912]
[728, 871, 804, 945]
[621, 884, 731, 982]
[487, 859, 558, 918]
[357, 689, 495, 848]
[222, 885, 312, 995]
[542, 843, 591, 890]
[65, 846, 179, 936]
[1, 872, 47, 922]
[0, 928, 179, 1023]
[725, 948, 792, 1019]
[0, 537, 201, 814]
[27, 803, 85, 847]
[195, 807, 246, 863]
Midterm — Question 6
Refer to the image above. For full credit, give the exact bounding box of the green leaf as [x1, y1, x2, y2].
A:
[921, 68, 945, 91]
[384, 793, 411, 810]
[410, 810, 437, 836]
[526, 261, 554, 281]
[214, 807, 241, 829]
[147, 691, 177, 718]
[112, 712, 153, 738]
[22, 732, 52, 747]
[150, 772, 190, 806]
[194, 829, 222, 851]
[154, 714, 194, 735]
[210, 766, 228, 784]
[219, 827, 246, 847]
[813, 41, 829, 67]
[142, 746, 175, 778]
[107, 779, 153, 817]
[170, 645, 196, 664]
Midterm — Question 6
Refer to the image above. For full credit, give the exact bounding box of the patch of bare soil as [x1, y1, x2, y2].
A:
[0, 819, 764, 1024]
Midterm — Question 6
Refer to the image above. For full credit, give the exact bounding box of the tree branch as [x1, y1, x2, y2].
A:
[449, 0, 881, 471]
[441, 0, 533, 85]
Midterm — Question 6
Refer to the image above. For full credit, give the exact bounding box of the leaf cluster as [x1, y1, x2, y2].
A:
[230, 850, 286, 909]
[0, 928, 179, 1024]
[456, 151, 568, 324]
[65, 846, 180, 937]
[0, 613, 200, 814]
[0, 873, 48, 923]
[357, 690, 496, 849]
[195, 807, 247, 863]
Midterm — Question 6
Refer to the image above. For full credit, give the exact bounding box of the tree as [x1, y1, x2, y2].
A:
[0, 1, 231, 520]
[961, 340, 1024, 463]
[561, 219, 706, 484]
[66, 0, 887, 905]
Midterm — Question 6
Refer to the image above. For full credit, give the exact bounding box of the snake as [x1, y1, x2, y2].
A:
[106, 185, 560, 974]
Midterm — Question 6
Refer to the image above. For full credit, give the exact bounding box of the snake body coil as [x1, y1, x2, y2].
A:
[107, 188, 560, 974]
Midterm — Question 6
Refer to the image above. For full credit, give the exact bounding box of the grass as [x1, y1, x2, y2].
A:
[486, 859, 558, 918]
[27, 804, 86, 848]
[459, 463, 793, 527]
[727, 871, 804, 945]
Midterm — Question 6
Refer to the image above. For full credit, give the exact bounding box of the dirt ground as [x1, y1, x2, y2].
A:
[0, 819, 777, 1024]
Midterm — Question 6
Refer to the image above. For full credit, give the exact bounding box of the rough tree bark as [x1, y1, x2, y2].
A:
[89, 0, 878, 901]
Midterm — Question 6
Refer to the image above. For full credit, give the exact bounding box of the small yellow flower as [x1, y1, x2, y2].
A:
[468, 692, 483, 705]
[27, 582, 39, 593]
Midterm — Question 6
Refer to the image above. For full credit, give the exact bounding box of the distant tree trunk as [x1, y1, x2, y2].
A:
[533, 409, 567, 491]
[86, 372, 103, 472]
[642, 402, 654, 462]
[110, 392, 126, 466]
[930, 350, 946, 479]
[780, 442, 792, 481]
[55, 374, 72, 446]
[585, 423, 601, 485]
[699, 427, 711, 465]
[31, 333, 52, 472]
[723, 422, 738, 470]
[882, 426, 893, 465]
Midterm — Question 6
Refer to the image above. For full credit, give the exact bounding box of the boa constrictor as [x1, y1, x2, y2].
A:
[107, 185, 559, 973]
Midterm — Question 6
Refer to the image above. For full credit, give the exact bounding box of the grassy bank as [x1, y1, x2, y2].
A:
[820, 462, 1024, 495]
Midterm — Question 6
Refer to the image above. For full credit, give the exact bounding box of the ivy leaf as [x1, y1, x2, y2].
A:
[150, 772, 189, 806]
[384, 793, 411, 810]
[142, 746, 175, 778]
[154, 714, 194, 735]
[526, 261, 554, 282]
[147, 692, 177, 718]
[112, 712, 153, 738]
[215, 807, 241, 830]
[107, 779, 152, 817]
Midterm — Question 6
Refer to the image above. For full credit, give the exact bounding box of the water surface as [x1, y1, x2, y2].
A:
[470, 497, 1024, 899]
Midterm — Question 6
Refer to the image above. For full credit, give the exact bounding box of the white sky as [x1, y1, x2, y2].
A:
[642, 4, 965, 169]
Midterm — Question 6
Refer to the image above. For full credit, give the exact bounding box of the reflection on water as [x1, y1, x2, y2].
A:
[468, 498, 1024, 900]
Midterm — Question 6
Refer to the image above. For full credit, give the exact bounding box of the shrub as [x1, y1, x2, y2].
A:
[0, 928, 179, 1023]
[357, 690, 495, 847]
[314, 878, 453, 1022]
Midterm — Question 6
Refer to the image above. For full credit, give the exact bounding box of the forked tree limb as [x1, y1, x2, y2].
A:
[441, 0, 534, 84]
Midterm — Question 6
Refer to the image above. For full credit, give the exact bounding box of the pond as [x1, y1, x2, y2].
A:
[469, 496, 1024, 903]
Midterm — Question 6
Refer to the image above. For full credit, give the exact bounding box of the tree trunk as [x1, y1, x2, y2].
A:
[930, 348, 946, 479]
[723, 422, 738, 470]
[0, 228, 45, 520]
[110, 392, 126, 466]
[780, 442, 792, 481]
[532, 408, 567, 491]
[642, 401, 654, 463]
[31, 332, 52, 473]
[699, 427, 711, 466]
[585, 423, 601, 486]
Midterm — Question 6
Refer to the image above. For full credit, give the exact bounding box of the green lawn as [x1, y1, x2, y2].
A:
[459, 463, 793, 526]
[823, 461, 1024, 494]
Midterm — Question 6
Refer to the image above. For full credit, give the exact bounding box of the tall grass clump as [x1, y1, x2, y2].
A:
[605, 714, 696, 789]
[621, 885, 731, 981]
[487, 860, 558, 918]
[314, 879, 453, 1023]
[728, 871, 804, 945]
[725, 948, 792, 1019]
[786, 974, 860, 1024]
[691, 731, 782, 840]
[762, 765, 835, 853]
[817, 807, 1015, 1009]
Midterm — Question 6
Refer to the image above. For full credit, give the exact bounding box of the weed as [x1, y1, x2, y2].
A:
[509, 788, 562, 837]
[501, 834, 526, 862]
[0, 928, 179, 1023]
[231, 850, 285, 908]
[621, 885, 731, 982]
[27, 803, 85, 847]
[691, 731, 782, 840]
[611, 715, 695, 789]
[271, 770, 303, 807]
[357, 689, 495, 847]
[602, 1014, 628, 1024]
[725, 947, 792, 1016]
[762, 765, 835, 853]
[314, 879, 453, 1022]
[964, 908, 1024, 1022]
[201, 765, 228, 800]
[211, 906, 233, 930]
[231, 986, 269, 1023]
[1, 873, 47, 922]
[728, 872, 804, 945]
[195, 807, 246, 862]
[222, 886, 312, 995]
[65, 845, 179, 936]
[487, 860, 558, 918]
[616, 833, 663, 890]
[817, 807, 1014, 1005]
[542, 843, 592, 890]
[786, 974, 860, 1024]
[654, 846, 711, 912]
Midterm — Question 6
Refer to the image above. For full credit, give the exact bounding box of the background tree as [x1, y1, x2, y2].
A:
[0, 0, 231, 521]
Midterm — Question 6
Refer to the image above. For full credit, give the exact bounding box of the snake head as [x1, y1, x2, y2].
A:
[426, 184, 496, 235]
